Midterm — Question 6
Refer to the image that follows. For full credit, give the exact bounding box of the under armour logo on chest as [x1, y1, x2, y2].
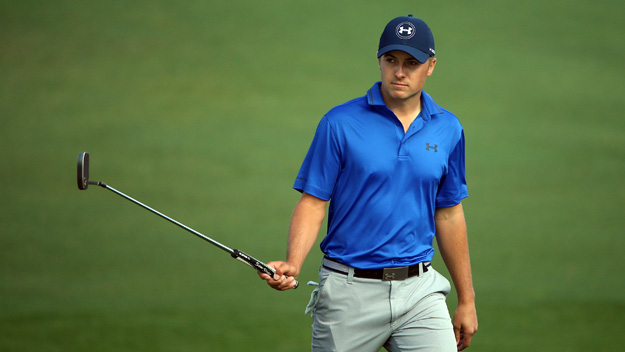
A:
[425, 143, 438, 152]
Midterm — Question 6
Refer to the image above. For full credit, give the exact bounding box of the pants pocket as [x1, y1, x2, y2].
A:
[304, 267, 331, 317]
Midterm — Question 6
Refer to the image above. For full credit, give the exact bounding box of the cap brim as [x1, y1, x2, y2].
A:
[377, 45, 431, 63]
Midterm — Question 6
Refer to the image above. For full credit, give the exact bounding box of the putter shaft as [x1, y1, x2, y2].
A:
[92, 181, 234, 254]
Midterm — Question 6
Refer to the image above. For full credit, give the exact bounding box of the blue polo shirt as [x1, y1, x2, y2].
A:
[294, 82, 467, 269]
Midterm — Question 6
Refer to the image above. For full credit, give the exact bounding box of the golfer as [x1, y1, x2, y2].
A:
[260, 15, 478, 351]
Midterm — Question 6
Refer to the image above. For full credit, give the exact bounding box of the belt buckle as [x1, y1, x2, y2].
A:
[382, 266, 409, 281]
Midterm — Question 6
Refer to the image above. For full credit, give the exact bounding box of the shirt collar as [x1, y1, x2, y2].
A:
[367, 82, 444, 121]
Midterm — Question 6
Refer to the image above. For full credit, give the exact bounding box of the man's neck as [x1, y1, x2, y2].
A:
[382, 90, 423, 132]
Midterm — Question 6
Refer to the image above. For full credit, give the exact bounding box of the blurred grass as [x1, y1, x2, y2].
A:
[1, 0, 624, 351]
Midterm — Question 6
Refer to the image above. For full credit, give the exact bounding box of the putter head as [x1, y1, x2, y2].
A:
[77, 152, 90, 190]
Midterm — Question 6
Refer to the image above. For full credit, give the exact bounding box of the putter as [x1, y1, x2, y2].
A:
[77, 152, 297, 289]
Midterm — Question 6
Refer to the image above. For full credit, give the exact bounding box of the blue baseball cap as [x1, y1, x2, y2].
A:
[377, 15, 435, 63]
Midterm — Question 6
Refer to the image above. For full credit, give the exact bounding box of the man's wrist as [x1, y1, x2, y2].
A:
[284, 258, 303, 277]
[457, 291, 476, 305]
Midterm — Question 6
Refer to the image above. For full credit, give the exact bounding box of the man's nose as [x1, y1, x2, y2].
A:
[395, 64, 406, 77]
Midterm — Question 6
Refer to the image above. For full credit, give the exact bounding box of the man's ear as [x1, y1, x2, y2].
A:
[427, 57, 437, 76]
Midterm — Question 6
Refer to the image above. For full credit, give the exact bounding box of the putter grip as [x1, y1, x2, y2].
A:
[232, 249, 299, 289]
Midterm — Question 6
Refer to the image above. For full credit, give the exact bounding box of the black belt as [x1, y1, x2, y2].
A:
[322, 257, 430, 281]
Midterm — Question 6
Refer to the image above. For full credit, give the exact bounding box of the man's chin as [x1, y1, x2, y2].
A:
[390, 91, 418, 101]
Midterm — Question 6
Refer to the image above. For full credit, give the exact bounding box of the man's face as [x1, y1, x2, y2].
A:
[378, 50, 436, 104]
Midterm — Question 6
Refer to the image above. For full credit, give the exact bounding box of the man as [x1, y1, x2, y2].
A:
[259, 15, 478, 351]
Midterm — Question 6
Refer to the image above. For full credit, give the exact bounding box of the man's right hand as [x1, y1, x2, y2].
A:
[258, 261, 299, 291]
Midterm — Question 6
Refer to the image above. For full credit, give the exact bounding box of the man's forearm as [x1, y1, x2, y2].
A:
[435, 203, 478, 349]
[434, 203, 475, 303]
[286, 193, 327, 275]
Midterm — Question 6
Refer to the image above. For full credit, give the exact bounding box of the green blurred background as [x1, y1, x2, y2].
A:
[1, 0, 624, 351]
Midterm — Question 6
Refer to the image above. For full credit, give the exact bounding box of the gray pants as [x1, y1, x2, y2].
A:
[309, 263, 456, 352]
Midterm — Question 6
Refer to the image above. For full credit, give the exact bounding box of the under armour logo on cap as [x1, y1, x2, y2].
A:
[396, 22, 416, 39]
